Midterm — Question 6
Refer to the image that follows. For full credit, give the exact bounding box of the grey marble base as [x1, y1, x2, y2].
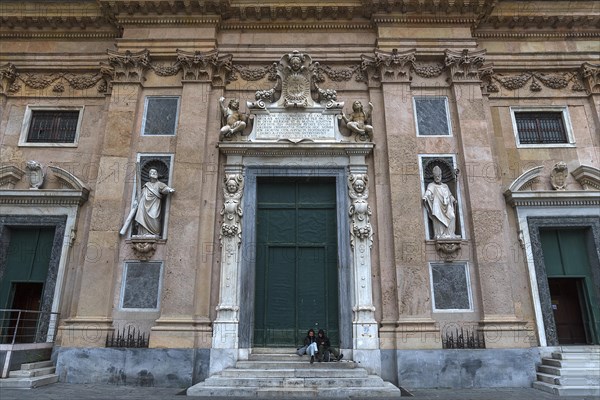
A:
[386, 348, 540, 389]
[53, 347, 209, 388]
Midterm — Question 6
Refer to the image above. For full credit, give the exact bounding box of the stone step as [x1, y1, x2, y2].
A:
[20, 360, 54, 370]
[541, 357, 600, 368]
[533, 381, 600, 397]
[0, 374, 58, 389]
[236, 360, 357, 369]
[537, 372, 600, 386]
[203, 375, 384, 388]
[252, 347, 299, 354]
[560, 346, 600, 353]
[8, 366, 56, 378]
[220, 367, 368, 378]
[552, 351, 600, 361]
[537, 365, 600, 376]
[187, 382, 401, 398]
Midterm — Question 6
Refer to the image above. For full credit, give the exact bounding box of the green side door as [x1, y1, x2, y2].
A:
[540, 228, 600, 344]
[254, 178, 339, 347]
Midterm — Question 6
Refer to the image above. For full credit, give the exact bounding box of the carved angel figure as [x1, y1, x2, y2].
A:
[219, 97, 248, 140]
[342, 101, 373, 141]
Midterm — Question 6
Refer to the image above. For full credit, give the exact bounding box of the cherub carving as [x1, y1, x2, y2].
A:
[342, 101, 373, 141]
[219, 97, 248, 140]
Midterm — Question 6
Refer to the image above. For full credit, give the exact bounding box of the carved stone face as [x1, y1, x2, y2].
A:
[229, 99, 239, 110]
[226, 180, 238, 193]
[354, 179, 365, 193]
[149, 169, 158, 180]
[290, 56, 302, 71]
[352, 101, 362, 111]
[433, 167, 442, 184]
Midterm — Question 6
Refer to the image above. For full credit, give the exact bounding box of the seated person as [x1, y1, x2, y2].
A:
[316, 329, 343, 362]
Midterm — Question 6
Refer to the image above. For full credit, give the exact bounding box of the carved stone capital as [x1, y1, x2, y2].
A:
[444, 49, 486, 83]
[581, 62, 600, 94]
[373, 48, 416, 83]
[0, 63, 18, 95]
[177, 49, 234, 86]
[107, 49, 151, 83]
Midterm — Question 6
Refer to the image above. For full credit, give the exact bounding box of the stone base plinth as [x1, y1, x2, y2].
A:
[479, 317, 536, 348]
[395, 318, 441, 349]
[149, 318, 212, 349]
[57, 318, 113, 347]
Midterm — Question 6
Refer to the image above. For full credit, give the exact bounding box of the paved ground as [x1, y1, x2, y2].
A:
[1, 383, 599, 400]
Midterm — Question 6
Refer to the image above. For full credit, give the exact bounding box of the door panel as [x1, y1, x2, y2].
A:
[549, 278, 587, 344]
[254, 178, 339, 347]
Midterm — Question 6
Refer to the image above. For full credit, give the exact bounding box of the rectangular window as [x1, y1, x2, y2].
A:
[19, 106, 84, 147]
[414, 97, 451, 136]
[430, 262, 473, 312]
[120, 261, 163, 310]
[141, 96, 180, 136]
[510, 107, 574, 147]
[515, 112, 567, 144]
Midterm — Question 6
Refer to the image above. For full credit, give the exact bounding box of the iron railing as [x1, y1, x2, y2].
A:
[442, 326, 486, 349]
[0, 309, 60, 345]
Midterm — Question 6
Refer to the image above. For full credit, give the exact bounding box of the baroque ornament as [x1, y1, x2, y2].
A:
[550, 162, 568, 191]
[348, 174, 373, 249]
[444, 49, 486, 82]
[220, 174, 244, 244]
[25, 160, 45, 189]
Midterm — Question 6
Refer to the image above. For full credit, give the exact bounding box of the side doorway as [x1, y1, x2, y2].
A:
[0, 227, 55, 343]
[253, 177, 340, 347]
[540, 228, 600, 345]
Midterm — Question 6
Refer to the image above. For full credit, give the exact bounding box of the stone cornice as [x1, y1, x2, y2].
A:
[0, 189, 90, 206]
[504, 190, 600, 209]
[218, 142, 374, 158]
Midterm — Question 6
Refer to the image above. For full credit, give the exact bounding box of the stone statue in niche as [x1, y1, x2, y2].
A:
[134, 168, 175, 236]
[121, 165, 175, 237]
[219, 97, 248, 140]
[26, 160, 45, 189]
[348, 174, 373, 248]
[550, 161, 568, 190]
[341, 101, 374, 141]
[423, 166, 458, 239]
[220, 174, 244, 243]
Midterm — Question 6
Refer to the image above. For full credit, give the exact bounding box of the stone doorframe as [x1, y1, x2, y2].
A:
[0, 164, 90, 341]
[505, 165, 600, 346]
[211, 142, 381, 374]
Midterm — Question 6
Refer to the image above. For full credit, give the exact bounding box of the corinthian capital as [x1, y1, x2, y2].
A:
[444, 49, 486, 83]
[107, 49, 151, 83]
[581, 62, 600, 94]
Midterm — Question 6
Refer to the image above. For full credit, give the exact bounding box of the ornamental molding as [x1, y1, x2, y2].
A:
[505, 164, 600, 208]
[0, 63, 108, 96]
[571, 165, 600, 191]
[0, 163, 90, 205]
[482, 69, 587, 94]
[218, 142, 374, 158]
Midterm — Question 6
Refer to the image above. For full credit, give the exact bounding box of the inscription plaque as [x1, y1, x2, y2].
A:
[252, 112, 338, 140]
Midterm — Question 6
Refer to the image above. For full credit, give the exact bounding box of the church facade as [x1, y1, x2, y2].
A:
[1, 0, 599, 390]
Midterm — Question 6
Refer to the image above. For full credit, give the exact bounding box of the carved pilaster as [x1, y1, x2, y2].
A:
[107, 49, 151, 83]
[177, 49, 234, 86]
[444, 49, 486, 83]
[581, 62, 600, 94]
[348, 171, 379, 351]
[213, 172, 244, 350]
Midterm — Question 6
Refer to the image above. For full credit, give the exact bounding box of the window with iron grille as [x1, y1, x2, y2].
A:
[25, 110, 81, 144]
[514, 112, 568, 144]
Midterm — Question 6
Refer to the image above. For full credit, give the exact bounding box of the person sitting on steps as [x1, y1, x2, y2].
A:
[316, 329, 343, 362]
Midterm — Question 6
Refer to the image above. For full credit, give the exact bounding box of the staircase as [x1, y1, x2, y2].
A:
[533, 346, 600, 397]
[187, 348, 401, 398]
[0, 360, 58, 389]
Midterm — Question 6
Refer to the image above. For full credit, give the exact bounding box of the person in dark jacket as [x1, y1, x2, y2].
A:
[316, 329, 343, 362]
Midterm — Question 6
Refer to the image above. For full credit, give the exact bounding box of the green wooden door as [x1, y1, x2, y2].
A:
[254, 178, 339, 347]
[0, 227, 55, 343]
[540, 228, 600, 344]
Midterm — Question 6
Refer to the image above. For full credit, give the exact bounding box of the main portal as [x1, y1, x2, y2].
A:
[253, 177, 339, 347]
